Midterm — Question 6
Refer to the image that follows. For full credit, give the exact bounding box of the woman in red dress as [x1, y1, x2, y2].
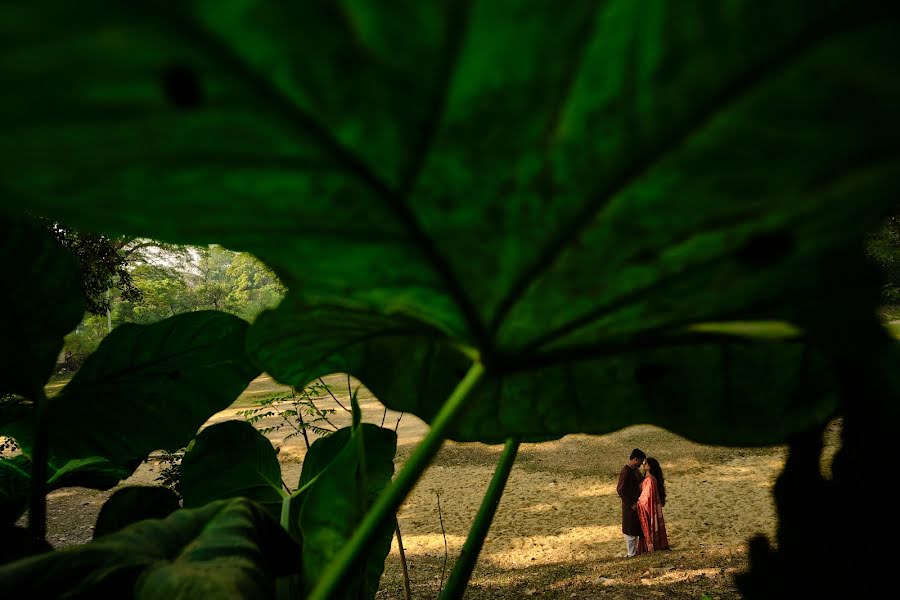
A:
[637, 457, 670, 552]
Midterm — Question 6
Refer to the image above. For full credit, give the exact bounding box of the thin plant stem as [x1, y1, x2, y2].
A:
[440, 438, 520, 599]
[282, 414, 303, 435]
[381, 406, 388, 428]
[305, 389, 338, 431]
[319, 376, 350, 413]
[436, 492, 449, 596]
[395, 412, 404, 432]
[350, 387, 362, 430]
[27, 389, 51, 552]
[280, 492, 291, 529]
[277, 495, 300, 599]
[395, 521, 413, 600]
[292, 388, 311, 450]
[308, 362, 485, 600]
[316, 408, 339, 431]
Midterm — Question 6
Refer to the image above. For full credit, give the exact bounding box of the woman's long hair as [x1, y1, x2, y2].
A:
[647, 457, 666, 506]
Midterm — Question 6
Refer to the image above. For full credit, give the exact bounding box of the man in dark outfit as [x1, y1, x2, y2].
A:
[617, 448, 646, 556]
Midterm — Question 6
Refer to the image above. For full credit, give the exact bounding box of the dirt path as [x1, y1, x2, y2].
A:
[17, 375, 842, 599]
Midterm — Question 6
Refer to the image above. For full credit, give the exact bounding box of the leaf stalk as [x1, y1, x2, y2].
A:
[308, 361, 485, 600]
[27, 390, 51, 552]
[440, 437, 520, 599]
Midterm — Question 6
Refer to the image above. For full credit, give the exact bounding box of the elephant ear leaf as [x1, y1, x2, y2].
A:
[3, 1, 897, 347]
[0, 498, 300, 599]
[7, 312, 260, 483]
[293, 424, 397, 599]
[0, 215, 83, 400]
[249, 302, 838, 445]
[4, 2, 898, 444]
[181, 420, 285, 519]
[94, 486, 181, 539]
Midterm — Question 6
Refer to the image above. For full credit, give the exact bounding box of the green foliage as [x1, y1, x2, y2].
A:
[249, 303, 838, 444]
[237, 382, 338, 442]
[121, 264, 194, 323]
[182, 421, 285, 518]
[5, 0, 898, 445]
[61, 246, 284, 370]
[296, 424, 398, 599]
[43, 221, 143, 315]
[0, 498, 300, 599]
[59, 314, 108, 371]
[226, 252, 286, 313]
[93, 486, 181, 539]
[178, 419, 398, 599]
[109, 247, 279, 325]
[0, 213, 291, 590]
[190, 246, 285, 320]
[6, 312, 260, 482]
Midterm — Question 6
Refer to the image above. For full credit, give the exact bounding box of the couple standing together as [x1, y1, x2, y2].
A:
[616, 448, 669, 557]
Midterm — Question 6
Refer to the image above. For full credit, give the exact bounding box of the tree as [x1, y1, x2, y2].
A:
[118, 264, 192, 323]
[190, 246, 284, 320]
[225, 252, 286, 321]
[44, 222, 141, 315]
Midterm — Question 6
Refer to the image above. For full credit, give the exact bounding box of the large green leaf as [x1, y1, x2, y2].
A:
[2, 2, 897, 441]
[7, 311, 259, 479]
[94, 486, 181, 539]
[0, 215, 84, 400]
[0, 498, 300, 599]
[172, 420, 397, 598]
[181, 420, 284, 518]
[249, 302, 837, 444]
[296, 424, 397, 598]
[2, 1, 897, 339]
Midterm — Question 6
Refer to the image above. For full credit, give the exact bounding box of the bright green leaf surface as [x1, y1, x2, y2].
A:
[0, 498, 300, 599]
[181, 420, 284, 518]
